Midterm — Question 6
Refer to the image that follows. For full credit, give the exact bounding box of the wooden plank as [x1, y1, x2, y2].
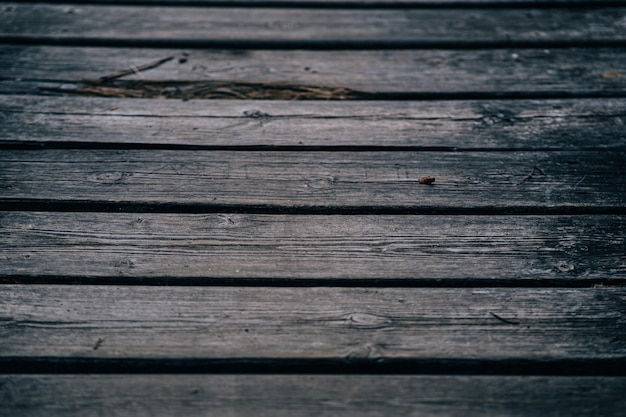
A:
[2, 96, 626, 150]
[0, 213, 624, 280]
[1, 46, 625, 96]
[1, 375, 625, 417]
[2, 4, 626, 46]
[11, 0, 626, 6]
[1, 150, 624, 209]
[0, 286, 624, 360]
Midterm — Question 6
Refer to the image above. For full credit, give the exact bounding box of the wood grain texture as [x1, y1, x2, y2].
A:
[10, 0, 626, 5]
[2, 46, 625, 96]
[1, 4, 625, 46]
[1, 213, 624, 280]
[1, 150, 624, 209]
[1, 375, 625, 417]
[1, 2, 624, 415]
[1, 286, 624, 360]
[2, 96, 626, 150]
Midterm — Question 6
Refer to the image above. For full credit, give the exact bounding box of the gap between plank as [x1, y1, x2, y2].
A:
[8, 1, 626, 9]
[22, 86, 626, 101]
[1, 143, 624, 153]
[1, 201, 625, 215]
[4, 37, 626, 50]
[1, 276, 624, 288]
[1, 357, 625, 376]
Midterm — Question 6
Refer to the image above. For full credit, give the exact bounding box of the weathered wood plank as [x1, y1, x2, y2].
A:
[0, 286, 624, 360]
[1, 150, 624, 209]
[1, 46, 625, 96]
[0, 213, 624, 280]
[1, 4, 625, 46]
[1, 375, 625, 417]
[2, 96, 625, 150]
[11, 0, 626, 5]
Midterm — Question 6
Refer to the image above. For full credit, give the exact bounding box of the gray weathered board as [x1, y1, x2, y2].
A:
[1, 4, 625, 46]
[1, 150, 624, 210]
[1, 46, 625, 96]
[2, 375, 625, 417]
[1, 213, 624, 281]
[12, 0, 626, 5]
[2, 96, 625, 149]
[1, 286, 624, 360]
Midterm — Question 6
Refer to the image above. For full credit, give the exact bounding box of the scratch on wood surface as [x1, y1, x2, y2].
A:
[93, 338, 105, 350]
[489, 312, 520, 325]
[517, 165, 546, 186]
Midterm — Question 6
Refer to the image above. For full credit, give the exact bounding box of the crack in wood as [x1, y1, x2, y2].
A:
[489, 312, 521, 325]
[99, 56, 175, 82]
[42, 81, 374, 100]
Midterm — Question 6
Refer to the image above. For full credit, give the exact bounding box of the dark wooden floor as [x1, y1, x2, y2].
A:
[1, 1, 626, 415]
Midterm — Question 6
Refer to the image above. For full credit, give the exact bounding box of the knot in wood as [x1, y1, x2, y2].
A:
[305, 176, 337, 189]
[93, 171, 131, 185]
[344, 312, 392, 329]
[346, 343, 384, 362]
[556, 261, 575, 273]
[243, 110, 270, 119]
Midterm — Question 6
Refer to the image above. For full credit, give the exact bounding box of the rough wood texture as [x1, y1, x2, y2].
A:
[1, 286, 624, 360]
[1, 375, 625, 417]
[1, 4, 625, 46]
[2, 96, 625, 150]
[11, 0, 626, 5]
[1, 1, 624, 415]
[1, 150, 624, 209]
[2, 46, 625, 96]
[1, 213, 624, 281]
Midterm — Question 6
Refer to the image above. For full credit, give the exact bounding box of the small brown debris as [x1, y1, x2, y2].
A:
[419, 176, 436, 185]
[602, 71, 622, 79]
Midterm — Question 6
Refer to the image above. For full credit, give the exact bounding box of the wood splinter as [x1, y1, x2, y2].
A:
[99, 56, 175, 82]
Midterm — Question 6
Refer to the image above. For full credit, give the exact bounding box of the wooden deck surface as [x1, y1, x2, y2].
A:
[1, 1, 625, 416]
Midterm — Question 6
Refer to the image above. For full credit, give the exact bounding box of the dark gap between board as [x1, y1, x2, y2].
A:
[1, 202, 625, 215]
[1, 357, 625, 376]
[1, 276, 624, 288]
[4, 37, 626, 49]
[29, 84, 626, 101]
[2, 143, 624, 153]
[8, 1, 626, 9]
